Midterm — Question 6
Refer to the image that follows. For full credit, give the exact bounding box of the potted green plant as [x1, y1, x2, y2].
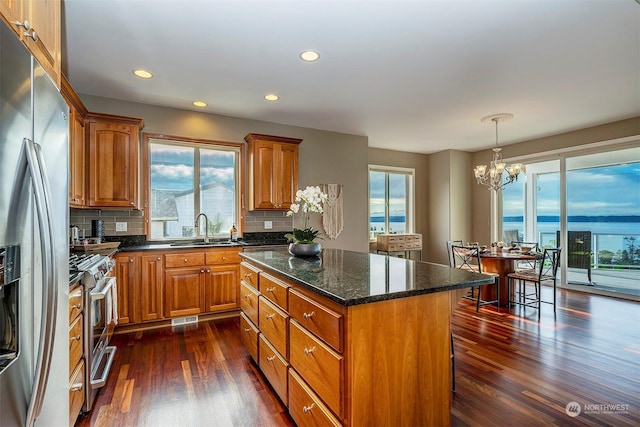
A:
[285, 186, 328, 257]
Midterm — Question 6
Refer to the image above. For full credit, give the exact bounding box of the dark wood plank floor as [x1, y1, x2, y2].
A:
[76, 288, 640, 427]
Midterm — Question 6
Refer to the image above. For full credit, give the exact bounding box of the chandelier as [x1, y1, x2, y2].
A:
[473, 113, 523, 191]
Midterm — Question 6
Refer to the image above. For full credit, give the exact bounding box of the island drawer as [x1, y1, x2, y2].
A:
[259, 334, 289, 406]
[165, 252, 205, 268]
[240, 281, 260, 326]
[289, 289, 343, 353]
[260, 272, 289, 311]
[206, 250, 241, 265]
[290, 320, 343, 418]
[69, 285, 83, 323]
[69, 314, 83, 374]
[288, 360, 342, 427]
[240, 262, 260, 289]
[258, 296, 289, 358]
[240, 312, 259, 362]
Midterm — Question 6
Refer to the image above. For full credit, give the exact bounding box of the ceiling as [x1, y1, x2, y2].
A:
[62, 0, 640, 154]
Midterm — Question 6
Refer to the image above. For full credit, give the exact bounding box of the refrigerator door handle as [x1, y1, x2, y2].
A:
[20, 139, 58, 427]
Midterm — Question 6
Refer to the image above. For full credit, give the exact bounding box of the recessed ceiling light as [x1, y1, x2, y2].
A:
[264, 94, 279, 101]
[132, 69, 153, 79]
[192, 101, 207, 107]
[300, 50, 320, 62]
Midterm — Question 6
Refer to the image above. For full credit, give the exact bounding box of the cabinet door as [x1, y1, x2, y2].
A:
[140, 254, 164, 322]
[276, 142, 298, 211]
[204, 264, 239, 313]
[68, 108, 86, 207]
[115, 254, 139, 325]
[23, 0, 61, 87]
[88, 120, 139, 208]
[165, 268, 204, 318]
[253, 141, 278, 209]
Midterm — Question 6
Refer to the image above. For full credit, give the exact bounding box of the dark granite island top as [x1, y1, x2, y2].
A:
[240, 247, 494, 306]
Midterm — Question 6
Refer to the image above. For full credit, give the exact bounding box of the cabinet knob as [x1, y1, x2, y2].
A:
[71, 335, 81, 341]
[303, 403, 315, 413]
[72, 303, 82, 309]
[303, 346, 316, 355]
[303, 311, 315, 319]
[24, 29, 38, 41]
[206, 269, 210, 273]
[265, 313, 275, 320]
[221, 256, 226, 260]
[266, 355, 276, 362]
[70, 383, 83, 392]
[243, 294, 251, 299]
[243, 273, 252, 278]
[266, 287, 275, 293]
[129, 258, 134, 263]
[200, 269, 205, 273]
[14, 20, 31, 30]
[243, 328, 250, 332]
[184, 258, 188, 263]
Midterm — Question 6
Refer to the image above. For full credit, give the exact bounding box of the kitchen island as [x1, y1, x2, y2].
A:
[239, 248, 493, 427]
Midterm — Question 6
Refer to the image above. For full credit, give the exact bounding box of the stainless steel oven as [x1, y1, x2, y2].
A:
[73, 253, 117, 413]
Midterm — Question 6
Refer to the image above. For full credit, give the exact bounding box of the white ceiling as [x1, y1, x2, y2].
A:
[62, 0, 640, 154]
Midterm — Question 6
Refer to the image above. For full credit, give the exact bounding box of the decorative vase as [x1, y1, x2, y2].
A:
[288, 242, 322, 257]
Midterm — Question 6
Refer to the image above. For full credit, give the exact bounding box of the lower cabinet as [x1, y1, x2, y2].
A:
[116, 248, 241, 328]
[68, 284, 84, 426]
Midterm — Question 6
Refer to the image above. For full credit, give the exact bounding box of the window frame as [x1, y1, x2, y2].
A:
[143, 133, 244, 241]
[368, 164, 415, 241]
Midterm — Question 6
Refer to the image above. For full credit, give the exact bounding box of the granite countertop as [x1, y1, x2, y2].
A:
[117, 239, 288, 252]
[240, 248, 495, 306]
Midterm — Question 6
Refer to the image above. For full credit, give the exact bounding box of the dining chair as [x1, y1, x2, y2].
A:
[450, 244, 500, 312]
[507, 247, 561, 318]
[510, 241, 540, 271]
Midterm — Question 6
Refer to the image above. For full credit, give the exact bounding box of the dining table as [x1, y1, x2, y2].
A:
[479, 250, 539, 307]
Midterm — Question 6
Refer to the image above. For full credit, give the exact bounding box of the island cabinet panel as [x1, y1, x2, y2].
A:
[288, 369, 342, 427]
[347, 291, 451, 427]
[258, 296, 289, 359]
[259, 272, 289, 311]
[258, 334, 289, 406]
[239, 251, 459, 427]
[240, 312, 259, 362]
[289, 289, 343, 353]
[240, 262, 260, 289]
[290, 320, 344, 418]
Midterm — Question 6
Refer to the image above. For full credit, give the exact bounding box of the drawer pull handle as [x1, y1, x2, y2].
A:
[70, 383, 83, 392]
[303, 403, 315, 413]
[71, 335, 81, 341]
[72, 303, 81, 309]
[244, 273, 252, 277]
[243, 328, 250, 332]
[303, 311, 315, 319]
[266, 355, 276, 362]
[266, 287, 276, 293]
[265, 313, 275, 320]
[304, 346, 316, 355]
[243, 294, 251, 299]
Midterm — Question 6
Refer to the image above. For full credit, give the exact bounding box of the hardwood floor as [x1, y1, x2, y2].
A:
[76, 288, 639, 427]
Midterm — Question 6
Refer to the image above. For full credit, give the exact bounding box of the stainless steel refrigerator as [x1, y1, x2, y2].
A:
[0, 20, 70, 427]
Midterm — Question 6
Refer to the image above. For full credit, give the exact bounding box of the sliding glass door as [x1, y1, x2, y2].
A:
[501, 147, 640, 298]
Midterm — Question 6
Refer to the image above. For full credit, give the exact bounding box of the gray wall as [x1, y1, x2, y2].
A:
[78, 94, 370, 252]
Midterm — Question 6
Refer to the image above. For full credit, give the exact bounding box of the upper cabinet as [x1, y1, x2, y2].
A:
[86, 113, 144, 209]
[0, 0, 62, 87]
[61, 76, 88, 208]
[245, 133, 302, 211]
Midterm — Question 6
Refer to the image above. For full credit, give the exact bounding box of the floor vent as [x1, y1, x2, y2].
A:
[171, 315, 199, 326]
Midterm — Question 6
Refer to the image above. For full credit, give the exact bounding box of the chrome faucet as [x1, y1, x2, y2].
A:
[195, 213, 210, 243]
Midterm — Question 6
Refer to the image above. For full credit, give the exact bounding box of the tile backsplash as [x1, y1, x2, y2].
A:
[70, 208, 292, 238]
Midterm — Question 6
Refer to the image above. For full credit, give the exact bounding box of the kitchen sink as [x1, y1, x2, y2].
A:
[169, 240, 244, 247]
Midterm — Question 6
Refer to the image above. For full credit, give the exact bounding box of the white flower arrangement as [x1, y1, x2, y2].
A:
[285, 186, 328, 243]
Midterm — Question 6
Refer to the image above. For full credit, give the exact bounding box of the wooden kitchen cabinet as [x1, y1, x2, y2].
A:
[245, 133, 301, 210]
[0, 0, 62, 87]
[164, 266, 205, 318]
[61, 75, 89, 207]
[68, 283, 84, 426]
[140, 254, 164, 322]
[115, 253, 140, 325]
[86, 113, 143, 208]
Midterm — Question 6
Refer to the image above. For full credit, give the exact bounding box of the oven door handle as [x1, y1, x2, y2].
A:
[90, 345, 116, 389]
[91, 277, 114, 301]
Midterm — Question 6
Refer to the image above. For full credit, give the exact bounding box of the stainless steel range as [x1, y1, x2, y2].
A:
[69, 253, 117, 413]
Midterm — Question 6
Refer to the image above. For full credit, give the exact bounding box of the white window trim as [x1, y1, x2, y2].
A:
[368, 164, 416, 241]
